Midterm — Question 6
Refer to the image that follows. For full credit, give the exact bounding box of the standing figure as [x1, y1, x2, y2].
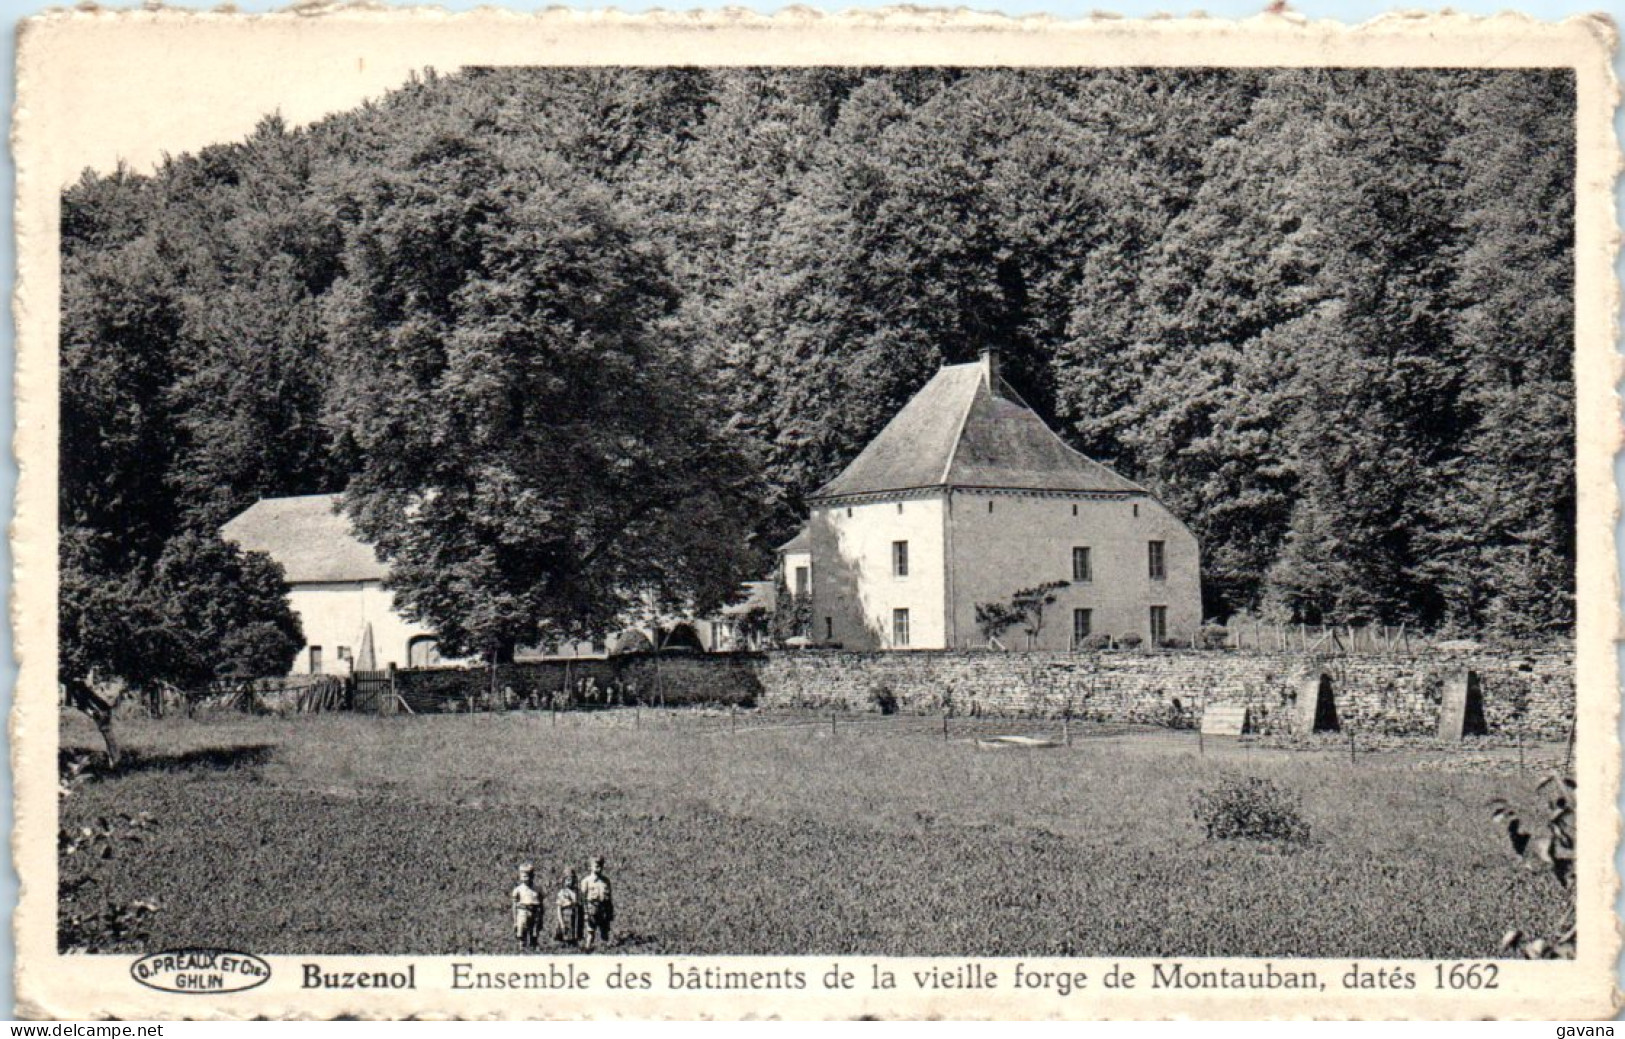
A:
[511, 863, 542, 949]
[580, 856, 614, 951]
[554, 868, 584, 945]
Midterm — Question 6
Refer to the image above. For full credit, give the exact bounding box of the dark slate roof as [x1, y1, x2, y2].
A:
[221, 494, 389, 584]
[776, 526, 811, 554]
[811, 358, 1145, 500]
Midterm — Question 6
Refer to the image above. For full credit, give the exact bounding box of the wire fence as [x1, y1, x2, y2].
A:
[185, 670, 1574, 776]
[483, 703, 1573, 774]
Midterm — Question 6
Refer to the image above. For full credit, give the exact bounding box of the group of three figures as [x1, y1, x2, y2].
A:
[512, 857, 614, 951]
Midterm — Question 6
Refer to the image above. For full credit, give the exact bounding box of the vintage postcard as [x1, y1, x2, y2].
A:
[11, 6, 1620, 1020]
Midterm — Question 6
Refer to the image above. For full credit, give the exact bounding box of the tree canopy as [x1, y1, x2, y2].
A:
[60, 67, 1577, 652]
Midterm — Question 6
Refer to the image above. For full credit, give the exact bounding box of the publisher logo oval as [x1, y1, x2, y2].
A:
[130, 948, 271, 994]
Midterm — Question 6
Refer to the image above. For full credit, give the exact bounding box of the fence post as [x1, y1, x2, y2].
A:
[942, 712, 949, 742]
[1063, 716, 1071, 747]
[831, 712, 836, 737]
[1348, 727, 1356, 765]
[1198, 725, 1205, 756]
[731, 706, 737, 733]
[1517, 726, 1525, 771]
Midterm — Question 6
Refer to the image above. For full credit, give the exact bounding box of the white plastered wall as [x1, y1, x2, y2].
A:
[946, 492, 1203, 649]
[809, 496, 947, 650]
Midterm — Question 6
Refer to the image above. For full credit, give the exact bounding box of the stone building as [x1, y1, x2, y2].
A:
[803, 350, 1202, 650]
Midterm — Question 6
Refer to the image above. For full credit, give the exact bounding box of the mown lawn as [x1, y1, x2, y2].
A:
[58, 710, 1568, 957]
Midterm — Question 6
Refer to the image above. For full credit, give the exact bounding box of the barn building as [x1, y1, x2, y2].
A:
[803, 350, 1202, 650]
[222, 494, 440, 674]
[223, 495, 763, 671]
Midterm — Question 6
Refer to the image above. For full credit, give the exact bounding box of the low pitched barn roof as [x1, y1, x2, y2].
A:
[811, 353, 1145, 501]
[221, 493, 388, 584]
[720, 580, 777, 617]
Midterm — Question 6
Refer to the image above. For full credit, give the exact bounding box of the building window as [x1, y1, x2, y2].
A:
[1148, 540, 1166, 580]
[897, 502, 904, 514]
[893, 608, 910, 648]
[1150, 605, 1168, 644]
[893, 540, 909, 577]
[825, 617, 833, 640]
[309, 646, 323, 674]
[1072, 546, 1092, 582]
[336, 646, 351, 662]
[1072, 608, 1092, 648]
[846, 506, 853, 518]
[988, 500, 995, 513]
[1133, 503, 1140, 518]
[795, 566, 809, 597]
[1072, 503, 1078, 517]
[592, 637, 606, 654]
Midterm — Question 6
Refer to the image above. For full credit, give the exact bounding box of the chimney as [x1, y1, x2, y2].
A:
[979, 347, 1001, 386]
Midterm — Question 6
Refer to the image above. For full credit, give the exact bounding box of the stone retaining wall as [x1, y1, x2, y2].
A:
[389, 646, 1573, 738]
[752, 649, 1574, 738]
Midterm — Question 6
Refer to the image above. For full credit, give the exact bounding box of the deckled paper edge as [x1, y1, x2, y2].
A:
[10, 6, 1621, 1019]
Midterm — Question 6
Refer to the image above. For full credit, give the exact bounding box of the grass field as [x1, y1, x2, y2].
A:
[58, 708, 1569, 957]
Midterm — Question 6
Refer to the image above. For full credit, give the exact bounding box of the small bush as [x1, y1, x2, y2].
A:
[870, 683, 899, 715]
[1192, 773, 1311, 844]
[1118, 633, 1144, 649]
[1199, 624, 1230, 649]
[1158, 636, 1190, 650]
[1080, 634, 1112, 650]
[1164, 697, 1196, 730]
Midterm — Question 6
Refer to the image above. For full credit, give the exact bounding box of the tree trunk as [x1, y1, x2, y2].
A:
[64, 678, 120, 768]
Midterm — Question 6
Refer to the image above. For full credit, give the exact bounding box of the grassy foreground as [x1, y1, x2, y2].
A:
[59, 710, 1567, 957]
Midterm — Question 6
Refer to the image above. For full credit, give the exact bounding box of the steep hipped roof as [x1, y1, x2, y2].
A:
[221, 493, 388, 584]
[811, 355, 1145, 500]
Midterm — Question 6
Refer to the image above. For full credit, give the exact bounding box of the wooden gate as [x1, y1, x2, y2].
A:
[351, 670, 394, 714]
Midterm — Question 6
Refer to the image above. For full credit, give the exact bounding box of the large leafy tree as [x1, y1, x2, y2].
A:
[324, 127, 762, 661]
[1416, 71, 1577, 636]
[60, 529, 302, 764]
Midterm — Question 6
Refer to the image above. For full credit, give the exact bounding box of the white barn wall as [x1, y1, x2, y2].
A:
[286, 581, 436, 674]
[946, 492, 1202, 649]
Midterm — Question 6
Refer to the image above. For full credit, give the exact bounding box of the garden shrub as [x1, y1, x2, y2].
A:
[1118, 633, 1143, 649]
[58, 753, 160, 953]
[1200, 624, 1230, 649]
[1192, 773, 1311, 844]
[1490, 774, 1575, 959]
[1158, 636, 1191, 650]
[1080, 633, 1112, 650]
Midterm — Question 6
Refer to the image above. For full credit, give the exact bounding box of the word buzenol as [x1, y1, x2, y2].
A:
[301, 965, 416, 989]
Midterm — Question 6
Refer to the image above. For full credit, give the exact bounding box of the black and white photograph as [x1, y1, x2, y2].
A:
[14, 10, 1619, 1021]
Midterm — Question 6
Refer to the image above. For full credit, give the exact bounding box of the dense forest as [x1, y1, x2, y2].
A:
[61, 67, 1576, 679]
